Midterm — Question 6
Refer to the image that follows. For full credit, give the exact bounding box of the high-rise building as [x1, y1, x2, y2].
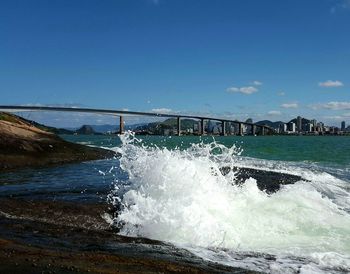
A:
[317, 122, 324, 133]
[310, 119, 317, 131]
[305, 123, 313, 132]
[288, 122, 296, 132]
[279, 123, 288, 133]
[341, 121, 346, 131]
[296, 116, 302, 132]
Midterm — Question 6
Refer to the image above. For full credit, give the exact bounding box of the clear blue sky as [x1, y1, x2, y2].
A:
[1, 0, 349, 127]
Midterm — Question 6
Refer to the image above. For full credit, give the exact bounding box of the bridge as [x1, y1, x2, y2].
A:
[0, 105, 273, 136]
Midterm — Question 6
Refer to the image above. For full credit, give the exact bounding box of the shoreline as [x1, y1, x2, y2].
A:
[0, 112, 116, 172]
[0, 198, 259, 274]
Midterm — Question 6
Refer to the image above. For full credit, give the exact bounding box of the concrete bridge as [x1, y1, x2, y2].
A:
[0, 105, 273, 136]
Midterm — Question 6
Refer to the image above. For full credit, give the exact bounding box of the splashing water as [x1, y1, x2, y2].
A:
[109, 132, 350, 273]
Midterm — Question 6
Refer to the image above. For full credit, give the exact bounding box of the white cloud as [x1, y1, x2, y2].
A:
[281, 103, 299, 109]
[277, 91, 285, 96]
[251, 80, 263, 86]
[331, 0, 350, 13]
[342, 0, 350, 8]
[310, 101, 350, 110]
[240, 86, 258, 94]
[318, 80, 344, 87]
[322, 113, 350, 120]
[226, 86, 258, 95]
[322, 115, 344, 120]
[323, 113, 350, 121]
[267, 110, 282, 116]
[151, 108, 172, 113]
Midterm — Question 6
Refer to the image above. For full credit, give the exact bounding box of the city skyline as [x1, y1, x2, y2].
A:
[1, 0, 350, 127]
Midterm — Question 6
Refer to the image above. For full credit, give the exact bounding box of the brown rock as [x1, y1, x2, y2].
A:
[0, 112, 116, 171]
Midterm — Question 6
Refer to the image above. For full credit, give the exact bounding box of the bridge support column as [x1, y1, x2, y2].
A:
[177, 117, 181, 136]
[239, 123, 244, 136]
[119, 116, 124, 134]
[221, 121, 226, 136]
[200, 119, 205, 135]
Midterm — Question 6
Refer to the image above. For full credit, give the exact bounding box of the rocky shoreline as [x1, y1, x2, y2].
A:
[0, 112, 115, 171]
[0, 112, 305, 273]
[0, 198, 259, 274]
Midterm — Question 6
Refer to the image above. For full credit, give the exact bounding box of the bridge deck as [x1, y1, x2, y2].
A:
[0, 105, 272, 136]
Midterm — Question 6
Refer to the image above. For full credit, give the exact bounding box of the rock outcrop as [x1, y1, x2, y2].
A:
[0, 112, 115, 171]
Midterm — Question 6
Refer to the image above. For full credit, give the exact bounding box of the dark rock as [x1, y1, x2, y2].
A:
[0, 198, 261, 274]
[220, 166, 306, 193]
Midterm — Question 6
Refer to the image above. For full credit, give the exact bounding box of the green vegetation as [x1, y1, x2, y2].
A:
[136, 118, 198, 135]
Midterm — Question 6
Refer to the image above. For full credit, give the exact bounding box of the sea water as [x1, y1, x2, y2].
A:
[106, 132, 350, 273]
[1, 133, 350, 273]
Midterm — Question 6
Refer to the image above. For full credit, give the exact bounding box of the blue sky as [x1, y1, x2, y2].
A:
[1, 0, 350, 127]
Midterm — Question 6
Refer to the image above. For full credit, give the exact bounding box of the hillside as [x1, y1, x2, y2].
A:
[0, 112, 115, 171]
[135, 118, 197, 134]
[76, 125, 101, 135]
[289, 118, 311, 125]
[256, 120, 284, 129]
[0, 112, 74, 135]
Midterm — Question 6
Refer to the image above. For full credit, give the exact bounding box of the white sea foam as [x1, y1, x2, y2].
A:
[109, 132, 350, 273]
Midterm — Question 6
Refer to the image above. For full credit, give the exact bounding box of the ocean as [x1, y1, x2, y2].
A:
[1, 133, 350, 273]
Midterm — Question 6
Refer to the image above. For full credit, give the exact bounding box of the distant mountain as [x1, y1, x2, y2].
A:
[256, 120, 284, 129]
[256, 118, 315, 130]
[83, 123, 150, 133]
[135, 118, 197, 134]
[288, 118, 310, 125]
[76, 125, 100, 135]
[162, 118, 197, 128]
[137, 118, 290, 134]
[125, 123, 149, 130]
[64, 123, 149, 134]
[90, 124, 117, 133]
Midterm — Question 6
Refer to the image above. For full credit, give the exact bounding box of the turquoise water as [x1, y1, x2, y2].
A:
[61, 134, 350, 167]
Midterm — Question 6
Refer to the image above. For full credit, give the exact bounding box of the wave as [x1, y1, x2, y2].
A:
[108, 132, 350, 273]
